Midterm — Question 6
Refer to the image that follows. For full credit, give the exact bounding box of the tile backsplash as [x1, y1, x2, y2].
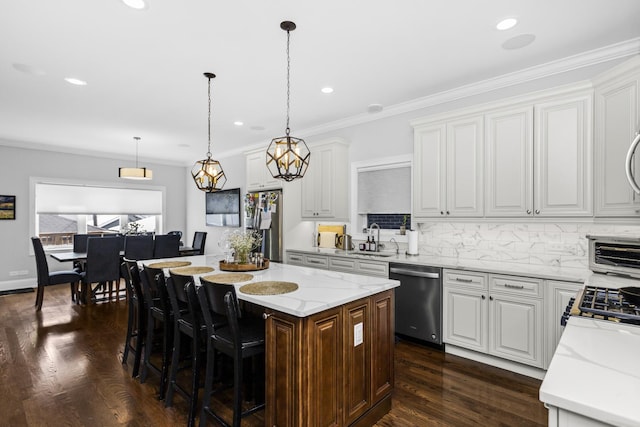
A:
[416, 222, 640, 269]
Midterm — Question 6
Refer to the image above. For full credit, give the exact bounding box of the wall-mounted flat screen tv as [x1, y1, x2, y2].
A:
[205, 188, 241, 227]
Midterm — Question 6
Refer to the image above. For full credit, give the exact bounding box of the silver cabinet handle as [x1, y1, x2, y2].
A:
[440, 211, 444, 215]
[489, 296, 493, 301]
[446, 211, 450, 215]
[481, 295, 486, 300]
[526, 209, 531, 214]
[455, 277, 473, 283]
[535, 209, 540, 214]
[504, 283, 525, 289]
[262, 313, 272, 320]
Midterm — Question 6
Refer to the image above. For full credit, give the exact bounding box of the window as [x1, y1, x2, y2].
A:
[33, 180, 163, 249]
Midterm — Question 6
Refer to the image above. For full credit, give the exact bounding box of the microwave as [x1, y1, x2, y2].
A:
[587, 234, 640, 279]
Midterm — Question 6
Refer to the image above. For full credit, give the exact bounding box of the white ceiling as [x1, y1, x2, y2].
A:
[1, 0, 640, 166]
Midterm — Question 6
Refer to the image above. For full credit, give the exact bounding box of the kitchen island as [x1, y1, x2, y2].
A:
[169, 256, 400, 427]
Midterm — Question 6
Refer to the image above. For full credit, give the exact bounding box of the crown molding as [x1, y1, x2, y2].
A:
[296, 37, 640, 139]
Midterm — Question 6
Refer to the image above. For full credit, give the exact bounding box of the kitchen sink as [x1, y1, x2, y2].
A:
[345, 250, 396, 258]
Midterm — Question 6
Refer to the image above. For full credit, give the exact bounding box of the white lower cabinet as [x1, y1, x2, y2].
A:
[444, 269, 544, 369]
[286, 251, 388, 277]
[545, 280, 582, 368]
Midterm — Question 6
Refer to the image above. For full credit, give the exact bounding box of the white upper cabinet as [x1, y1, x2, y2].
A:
[485, 106, 534, 216]
[246, 149, 281, 191]
[594, 57, 640, 217]
[413, 115, 483, 217]
[534, 92, 593, 217]
[301, 139, 349, 220]
[485, 91, 593, 218]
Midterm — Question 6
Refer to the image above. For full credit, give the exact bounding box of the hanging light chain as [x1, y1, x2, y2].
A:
[285, 28, 291, 136]
[207, 75, 213, 158]
[134, 136, 141, 168]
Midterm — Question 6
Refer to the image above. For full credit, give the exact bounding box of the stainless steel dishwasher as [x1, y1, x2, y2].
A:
[389, 263, 442, 346]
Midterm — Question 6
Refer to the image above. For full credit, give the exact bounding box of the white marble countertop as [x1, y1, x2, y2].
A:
[144, 255, 399, 318]
[539, 316, 640, 427]
[287, 246, 590, 283]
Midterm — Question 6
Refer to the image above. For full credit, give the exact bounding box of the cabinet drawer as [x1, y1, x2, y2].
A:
[356, 260, 389, 277]
[304, 255, 329, 269]
[489, 275, 542, 298]
[329, 257, 357, 271]
[444, 270, 487, 289]
[287, 252, 305, 265]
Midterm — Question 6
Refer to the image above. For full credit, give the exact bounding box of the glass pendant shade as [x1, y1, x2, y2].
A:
[266, 134, 310, 181]
[192, 72, 226, 192]
[191, 157, 226, 192]
[119, 136, 152, 180]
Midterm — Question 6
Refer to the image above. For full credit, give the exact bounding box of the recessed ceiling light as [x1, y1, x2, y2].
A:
[233, 121, 244, 126]
[178, 143, 190, 148]
[321, 87, 334, 94]
[250, 125, 265, 131]
[64, 77, 87, 86]
[121, 0, 147, 10]
[496, 18, 518, 31]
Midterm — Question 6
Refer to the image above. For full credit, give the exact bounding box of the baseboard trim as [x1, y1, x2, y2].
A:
[445, 344, 546, 380]
[0, 278, 35, 293]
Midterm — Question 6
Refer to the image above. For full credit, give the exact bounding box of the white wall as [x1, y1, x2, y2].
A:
[0, 143, 187, 291]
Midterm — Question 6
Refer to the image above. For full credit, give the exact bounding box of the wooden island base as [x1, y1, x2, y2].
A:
[264, 289, 395, 426]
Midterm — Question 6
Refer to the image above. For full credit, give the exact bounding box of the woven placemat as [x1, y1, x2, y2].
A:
[146, 260, 192, 269]
[170, 266, 215, 275]
[239, 281, 298, 296]
[201, 273, 254, 284]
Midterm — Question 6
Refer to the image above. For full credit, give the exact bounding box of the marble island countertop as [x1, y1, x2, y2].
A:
[539, 316, 640, 427]
[287, 246, 591, 283]
[147, 255, 400, 318]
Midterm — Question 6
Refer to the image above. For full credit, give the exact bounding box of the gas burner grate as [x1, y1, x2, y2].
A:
[578, 286, 640, 323]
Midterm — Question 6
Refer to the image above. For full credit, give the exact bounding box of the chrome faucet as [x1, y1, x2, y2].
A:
[369, 223, 381, 252]
[389, 237, 400, 255]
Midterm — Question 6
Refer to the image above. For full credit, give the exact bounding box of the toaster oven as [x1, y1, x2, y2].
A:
[587, 234, 640, 278]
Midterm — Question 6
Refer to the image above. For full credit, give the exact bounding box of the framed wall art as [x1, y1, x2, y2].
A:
[0, 195, 16, 220]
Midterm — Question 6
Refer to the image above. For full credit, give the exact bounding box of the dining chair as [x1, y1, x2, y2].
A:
[124, 235, 154, 261]
[121, 259, 146, 378]
[197, 278, 265, 427]
[165, 273, 209, 427]
[80, 236, 122, 302]
[167, 230, 183, 246]
[139, 265, 173, 399]
[72, 233, 90, 253]
[31, 237, 82, 311]
[153, 234, 181, 259]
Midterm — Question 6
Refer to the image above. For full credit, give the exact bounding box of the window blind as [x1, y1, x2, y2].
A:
[35, 183, 162, 215]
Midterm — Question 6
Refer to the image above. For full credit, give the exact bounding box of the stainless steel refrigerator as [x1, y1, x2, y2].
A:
[245, 190, 283, 263]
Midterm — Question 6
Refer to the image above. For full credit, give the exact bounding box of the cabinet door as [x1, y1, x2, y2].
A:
[246, 151, 280, 191]
[371, 290, 394, 404]
[485, 106, 534, 217]
[413, 123, 447, 217]
[301, 142, 349, 219]
[446, 115, 484, 216]
[595, 73, 640, 216]
[443, 287, 487, 352]
[343, 299, 371, 424]
[265, 312, 303, 426]
[286, 251, 305, 266]
[534, 94, 593, 216]
[308, 308, 343, 426]
[545, 280, 581, 368]
[489, 293, 543, 368]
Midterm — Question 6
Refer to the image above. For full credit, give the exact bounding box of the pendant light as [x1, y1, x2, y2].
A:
[266, 21, 310, 182]
[119, 136, 153, 180]
[192, 72, 227, 192]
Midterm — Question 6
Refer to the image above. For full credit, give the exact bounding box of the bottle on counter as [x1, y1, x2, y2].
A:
[370, 236, 377, 252]
[366, 236, 371, 251]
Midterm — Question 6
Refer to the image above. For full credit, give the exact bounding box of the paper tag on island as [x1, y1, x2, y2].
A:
[354, 322, 363, 346]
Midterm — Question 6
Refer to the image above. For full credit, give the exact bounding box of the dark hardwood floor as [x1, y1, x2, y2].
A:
[0, 284, 546, 426]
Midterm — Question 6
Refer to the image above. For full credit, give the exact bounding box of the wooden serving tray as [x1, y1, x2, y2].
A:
[219, 259, 270, 272]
